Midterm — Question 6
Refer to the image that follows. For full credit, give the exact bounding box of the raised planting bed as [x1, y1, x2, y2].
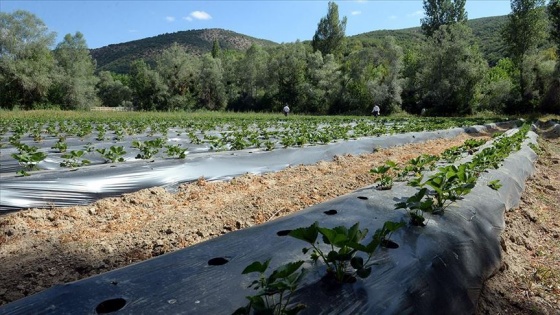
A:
[0, 113, 518, 211]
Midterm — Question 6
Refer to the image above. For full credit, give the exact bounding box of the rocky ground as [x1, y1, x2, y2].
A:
[1, 126, 559, 314]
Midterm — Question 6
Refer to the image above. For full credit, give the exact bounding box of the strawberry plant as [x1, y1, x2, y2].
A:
[187, 131, 202, 145]
[165, 144, 187, 159]
[370, 161, 396, 190]
[395, 188, 434, 226]
[406, 163, 476, 216]
[264, 140, 275, 151]
[289, 221, 402, 283]
[60, 150, 90, 168]
[234, 259, 306, 315]
[83, 142, 95, 153]
[487, 179, 502, 190]
[11, 143, 47, 176]
[51, 138, 68, 153]
[132, 138, 165, 159]
[96, 146, 126, 163]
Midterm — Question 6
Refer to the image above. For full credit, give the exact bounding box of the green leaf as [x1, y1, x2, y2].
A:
[385, 160, 398, 168]
[370, 165, 390, 174]
[488, 179, 502, 190]
[350, 256, 364, 269]
[289, 222, 319, 244]
[347, 222, 362, 242]
[318, 226, 339, 245]
[242, 259, 271, 274]
[326, 250, 339, 262]
[246, 296, 268, 312]
[269, 260, 304, 281]
[383, 221, 405, 232]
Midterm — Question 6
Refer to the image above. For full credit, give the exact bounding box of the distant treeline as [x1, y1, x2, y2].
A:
[1, 1, 559, 115]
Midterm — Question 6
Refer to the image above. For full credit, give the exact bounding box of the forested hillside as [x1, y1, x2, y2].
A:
[351, 15, 509, 65]
[92, 15, 508, 74]
[2, 1, 559, 115]
[90, 28, 278, 73]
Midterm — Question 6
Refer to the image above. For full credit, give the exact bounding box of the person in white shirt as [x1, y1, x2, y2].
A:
[283, 104, 290, 116]
[372, 105, 380, 117]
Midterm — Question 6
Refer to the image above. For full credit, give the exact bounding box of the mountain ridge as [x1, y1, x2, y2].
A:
[91, 15, 509, 73]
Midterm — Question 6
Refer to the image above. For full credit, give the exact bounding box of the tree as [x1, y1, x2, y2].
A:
[269, 42, 308, 111]
[129, 60, 168, 111]
[198, 54, 226, 110]
[542, 0, 560, 113]
[234, 44, 269, 111]
[416, 24, 487, 115]
[301, 51, 342, 114]
[155, 43, 200, 110]
[312, 1, 347, 57]
[96, 71, 133, 107]
[547, 0, 560, 52]
[50, 32, 99, 110]
[502, 0, 548, 111]
[0, 10, 56, 109]
[211, 39, 221, 59]
[421, 0, 467, 37]
[375, 37, 404, 114]
[476, 58, 517, 113]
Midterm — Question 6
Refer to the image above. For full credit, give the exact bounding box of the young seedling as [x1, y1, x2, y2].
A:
[11, 143, 47, 176]
[395, 188, 434, 226]
[132, 138, 166, 159]
[60, 150, 91, 168]
[96, 146, 126, 163]
[487, 179, 502, 191]
[264, 140, 275, 151]
[289, 221, 401, 283]
[51, 138, 68, 153]
[422, 164, 476, 212]
[234, 259, 306, 315]
[370, 161, 398, 190]
[165, 144, 187, 159]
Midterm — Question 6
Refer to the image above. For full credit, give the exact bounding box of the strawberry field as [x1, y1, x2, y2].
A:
[0, 111, 508, 211]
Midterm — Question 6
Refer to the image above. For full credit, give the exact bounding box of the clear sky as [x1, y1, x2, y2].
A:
[1, 1, 513, 49]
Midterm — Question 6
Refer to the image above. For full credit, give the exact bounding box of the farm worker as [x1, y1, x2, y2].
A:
[283, 104, 290, 116]
[371, 105, 380, 117]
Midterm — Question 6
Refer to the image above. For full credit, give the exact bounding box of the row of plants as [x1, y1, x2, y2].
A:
[0, 112, 504, 146]
[1, 113, 509, 176]
[396, 124, 530, 226]
[231, 126, 531, 314]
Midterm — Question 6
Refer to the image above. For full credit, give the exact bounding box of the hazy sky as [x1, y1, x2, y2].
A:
[1, 1, 513, 49]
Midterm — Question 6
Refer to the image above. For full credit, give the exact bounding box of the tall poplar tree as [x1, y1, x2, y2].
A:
[502, 0, 547, 110]
[542, 0, 560, 113]
[0, 10, 56, 109]
[312, 1, 347, 57]
[549, 0, 560, 53]
[51, 32, 99, 110]
[421, 0, 467, 37]
[416, 24, 486, 115]
[211, 39, 221, 59]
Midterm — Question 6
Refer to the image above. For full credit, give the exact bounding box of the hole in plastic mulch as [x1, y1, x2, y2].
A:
[208, 257, 229, 266]
[95, 298, 127, 314]
[357, 196, 368, 200]
[277, 230, 292, 236]
[382, 239, 399, 249]
[323, 209, 338, 215]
